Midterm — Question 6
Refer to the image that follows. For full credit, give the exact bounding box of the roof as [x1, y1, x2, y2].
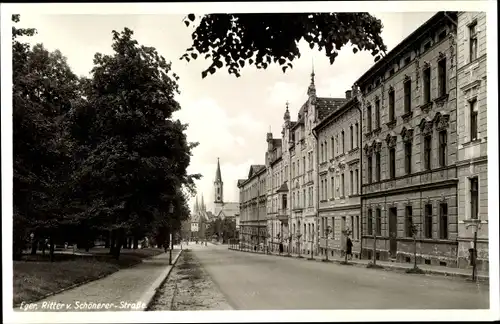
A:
[276, 182, 289, 193]
[215, 158, 222, 182]
[314, 97, 360, 132]
[237, 179, 246, 187]
[316, 97, 348, 121]
[248, 164, 266, 179]
[355, 11, 457, 87]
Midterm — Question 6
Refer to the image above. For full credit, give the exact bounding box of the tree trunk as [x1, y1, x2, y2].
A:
[109, 229, 116, 255]
[114, 229, 123, 260]
[31, 239, 38, 255]
[105, 231, 110, 248]
[49, 236, 55, 262]
[413, 236, 417, 269]
[133, 236, 139, 249]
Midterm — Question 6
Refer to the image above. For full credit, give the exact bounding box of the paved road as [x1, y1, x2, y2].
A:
[190, 244, 489, 310]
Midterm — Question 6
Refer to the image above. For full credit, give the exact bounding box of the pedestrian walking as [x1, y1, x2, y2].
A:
[279, 242, 284, 255]
[346, 237, 353, 260]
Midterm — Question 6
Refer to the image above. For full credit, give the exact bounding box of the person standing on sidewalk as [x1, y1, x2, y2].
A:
[346, 237, 353, 260]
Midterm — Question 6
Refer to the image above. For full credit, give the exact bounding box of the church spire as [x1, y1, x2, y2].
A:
[194, 195, 199, 213]
[215, 157, 222, 182]
[307, 61, 316, 98]
[201, 194, 205, 211]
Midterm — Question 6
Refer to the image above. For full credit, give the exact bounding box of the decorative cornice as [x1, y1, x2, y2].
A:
[364, 143, 373, 156]
[438, 51, 446, 61]
[385, 133, 397, 148]
[434, 111, 450, 131]
[419, 118, 434, 137]
[372, 140, 382, 153]
[401, 127, 415, 143]
[420, 101, 433, 114]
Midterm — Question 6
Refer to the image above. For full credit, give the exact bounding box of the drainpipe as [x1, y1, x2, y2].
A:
[312, 127, 320, 256]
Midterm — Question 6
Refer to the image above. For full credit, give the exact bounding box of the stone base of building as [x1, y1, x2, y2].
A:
[319, 247, 362, 260]
[457, 257, 489, 272]
[361, 248, 459, 268]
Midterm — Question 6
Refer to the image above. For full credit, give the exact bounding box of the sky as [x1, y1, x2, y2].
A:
[15, 11, 437, 214]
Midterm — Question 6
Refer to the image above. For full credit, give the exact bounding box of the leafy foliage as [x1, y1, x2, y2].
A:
[12, 15, 80, 257]
[206, 218, 237, 243]
[181, 13, 387, 78]
[12, 16, 200, 260]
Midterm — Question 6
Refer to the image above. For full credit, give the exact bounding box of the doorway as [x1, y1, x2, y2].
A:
[388, 207, 398, 258]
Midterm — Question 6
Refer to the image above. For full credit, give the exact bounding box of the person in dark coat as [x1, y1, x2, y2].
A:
[346, 237, 353, 260]
[279, 242, 284, 255]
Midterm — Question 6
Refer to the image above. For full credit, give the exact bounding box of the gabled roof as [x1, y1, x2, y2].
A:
[276, 182, 289, 193]
[248, 164, 266, 179]
[316, 97, 348, 121]
[237, 179, 246, 187]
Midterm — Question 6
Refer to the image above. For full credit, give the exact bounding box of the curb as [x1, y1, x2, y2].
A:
[143, 249, 183, 311]
[13, 251, 163, 309]
[228, 247, 489, 282]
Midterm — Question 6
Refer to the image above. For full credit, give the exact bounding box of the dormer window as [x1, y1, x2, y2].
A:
[438, 30, 447, 41]
[404, 56, 411, 66]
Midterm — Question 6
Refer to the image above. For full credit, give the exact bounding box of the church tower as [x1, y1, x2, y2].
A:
[214, 158, 223, 204]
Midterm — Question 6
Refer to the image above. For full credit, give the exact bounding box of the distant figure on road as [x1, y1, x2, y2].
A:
[279, 242, 284, 255]
[346, 237, 353, 260]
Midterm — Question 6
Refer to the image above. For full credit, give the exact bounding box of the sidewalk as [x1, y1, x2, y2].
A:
[229, 245, 489, 282]
[16, 247, 183, 312]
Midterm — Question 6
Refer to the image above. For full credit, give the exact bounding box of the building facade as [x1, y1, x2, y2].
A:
[238, 165, 267, 248]
[265, 130, 285, 251]
[315, 91, 362, 258]
[456, 12, 488, 270]
[356, 12, 460, 266]
[285, 72, 347, 256]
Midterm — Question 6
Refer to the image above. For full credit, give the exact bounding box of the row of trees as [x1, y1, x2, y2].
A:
[12, 15, 200, 260]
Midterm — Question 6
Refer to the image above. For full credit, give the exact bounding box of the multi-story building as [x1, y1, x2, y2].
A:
[456, 12, 488, 270]
[237, 164, 267, 249]
[314, 90, 362, 258]
[265, 130, 285, 251]
[356, 11, 460, 267]
[286, 72, 347, 255]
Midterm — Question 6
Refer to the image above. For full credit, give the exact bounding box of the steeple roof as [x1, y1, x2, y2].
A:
[215, 157, 222, 182]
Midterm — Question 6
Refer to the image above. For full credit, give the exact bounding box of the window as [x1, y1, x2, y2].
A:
[439, 203, 448, 239]
[404, 56, 411, 66]
[350, 171, 354, 195]
[331, 176, 335, 199]
[439, 131, 447, 167]
[469, 22, 478, 62]
[292, 162, 295, 178]
[351, 216, 355, 239]
[331, 137, 335, 158]
[297, 160, 300, 175]
[389, 148, 396, 179]
[335, 136, 339, 155]
[424, 136, 432, 170]
[424, 41, 432, 52]
[470, 178, 479, 219]
[331, 217, 335, 239]
[405, 206, 413, 237]
[375, 152, 381, 182]
[375, 99, 381, 129]
[470, 99, 478, 141]
[389, 67, 395, 76]
[341, 131, 345, 154]
[303, 189, 306, 208]
[303, 157, 306, 173]
[282, 194, 287, 209]
[355, 123, 359, 148]
[405, 142, 412, 174]
[376, 208, 382, 236]
[341, 173, 345, 197]
[438, 58, 447, 97]
[366, 105, 372, 132]
[355, 169, 359, 194]
[367, 156, 373, 184]
[423, 67, 431, 104]
[425, 204, 433, 238]
[367, 209, 373, 235]
[403, 80, 412, 114]
[350, 125, 354, 150]
[389, 90, 395, 122]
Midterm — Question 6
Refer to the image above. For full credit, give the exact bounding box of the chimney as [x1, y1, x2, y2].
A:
[345, 90, 352, 100]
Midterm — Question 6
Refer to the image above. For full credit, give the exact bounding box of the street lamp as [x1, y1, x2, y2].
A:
[323, 226, 333, 262]
[168, 202, 174, 265]
[465, 219, 481, 282]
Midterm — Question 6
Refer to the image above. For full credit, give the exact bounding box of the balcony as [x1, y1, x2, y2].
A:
[277, 209, 289, 223]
